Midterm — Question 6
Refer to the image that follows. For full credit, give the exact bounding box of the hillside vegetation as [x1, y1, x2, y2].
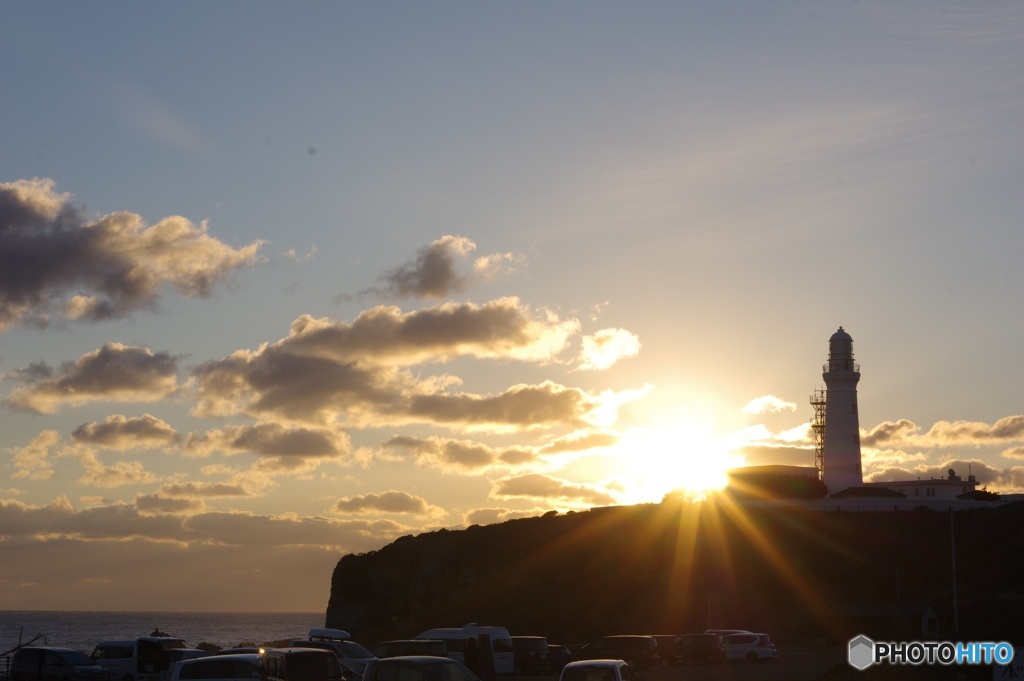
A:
[325, 498, 1024, 645]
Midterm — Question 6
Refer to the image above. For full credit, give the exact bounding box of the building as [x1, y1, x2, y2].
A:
[817, 327, 863, 493]
[811, 327, 980, 503]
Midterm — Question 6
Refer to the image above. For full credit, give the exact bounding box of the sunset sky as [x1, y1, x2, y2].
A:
[3, 2, 1024, 614]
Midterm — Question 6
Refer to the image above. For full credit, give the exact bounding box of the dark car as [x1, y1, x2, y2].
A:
[362, 657, 479, 681]
[11, 647, 113, 681]
[577, 636, 660, 670]
[370, 641, 447, 659]
[649, 636, 681, 667]
[678, 634, 726, 664]
[510, 637, 549, 676]
[545, 645, 574, 674]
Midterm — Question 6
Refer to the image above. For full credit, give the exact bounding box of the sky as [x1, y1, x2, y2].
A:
[2, 1, 1024, 614]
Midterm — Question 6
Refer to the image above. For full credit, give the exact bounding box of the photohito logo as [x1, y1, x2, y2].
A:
[848, 635, 1014, 669]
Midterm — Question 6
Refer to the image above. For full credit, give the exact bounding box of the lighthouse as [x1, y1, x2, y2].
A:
[820, 327, 863, 493]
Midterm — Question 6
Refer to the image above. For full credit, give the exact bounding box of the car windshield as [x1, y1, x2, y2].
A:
[59, 651, 96, 666]
[561, 667, 617, 681]
[337, 642, 373, 658]
[418, 660, 479, 681]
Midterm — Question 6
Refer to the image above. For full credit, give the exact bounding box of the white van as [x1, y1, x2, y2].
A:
[414, 624, 514, 675]
[92, 637, 187, 681]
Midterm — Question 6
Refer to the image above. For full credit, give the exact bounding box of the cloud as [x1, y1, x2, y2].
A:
[0, 495, 414, 549]
[62, 449, 158, 489]
[491, 473, 619, 506]
[360, 235, 527, 301]
[71, 414, 180, 450]
[923, 416, 1024, 446]
[1002, 446, 1024, 460]
[742, 395, 798, 415]
[5, 343, 180, 414]
[576, 328, 641, 371]
[331, 490, 444, 518]
[464, 507, 552, 526]
[9, 430, 60, 481]
[0, 178, 264, 330]
[864, 459, 1024, 495]
[185, 423, 352, 464]
[862, 416, 1024, 449]
[192, 303, 597, 430]
[134, 493, 205, 516]
[381, 435, 537, 473]
[537, 429, 621, 455]
[158, 480, 257, 499]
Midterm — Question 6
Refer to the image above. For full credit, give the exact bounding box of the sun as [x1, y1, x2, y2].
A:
[609, 416, 738, 504]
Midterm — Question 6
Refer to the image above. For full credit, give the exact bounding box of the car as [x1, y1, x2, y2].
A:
[576, 637, 659, 670]
[721, 633, 777, 663]
[558, 660, 637, 681]
[168, 654, 261, 681]
[370, 640, 447, 659]
[11, 646, 113, 681]
[414, 624, 514, 675]
[92, 637, 187, 681]
[362, 656, 480, 681]
[287, 629, 375, 675]
[677, 634, 725, 664]
[162, 651, 208, 681]
[261, 648, 345, 681]
[510, 636, 549, 676]
[648, 636, 680, 667]
[544, 645, 574, 674]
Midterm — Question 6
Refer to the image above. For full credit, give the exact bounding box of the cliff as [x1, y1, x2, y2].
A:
[325, 498, 1024, 645]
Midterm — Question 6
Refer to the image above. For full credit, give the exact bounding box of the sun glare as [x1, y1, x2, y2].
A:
[610, 417, 737, 504]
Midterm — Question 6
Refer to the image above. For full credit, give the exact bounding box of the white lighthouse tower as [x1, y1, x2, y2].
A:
[820, 326, 863, 493]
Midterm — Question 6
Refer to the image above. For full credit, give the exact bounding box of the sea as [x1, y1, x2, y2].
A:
[0, 611, 325, 657]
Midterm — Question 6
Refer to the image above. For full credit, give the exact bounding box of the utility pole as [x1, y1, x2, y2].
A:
[950, 510, 959, 633]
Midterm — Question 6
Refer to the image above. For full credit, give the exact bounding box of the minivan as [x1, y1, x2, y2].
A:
[510, 637, 549, 675]
[92, 637, 187, 681]
[11, 646, 112, 681]
[577, 636, 660, 670]
[287, 629, 374, 675]
[261, 648, 344, 681]
[414, 624, 514, 675]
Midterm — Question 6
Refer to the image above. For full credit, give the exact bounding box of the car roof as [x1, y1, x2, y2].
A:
[375, 656, 458, 662]
[181, 654, 261, 664]
[564, 660, 626, 668]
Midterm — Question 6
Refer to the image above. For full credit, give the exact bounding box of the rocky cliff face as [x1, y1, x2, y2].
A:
[326, 499, 1024, 645]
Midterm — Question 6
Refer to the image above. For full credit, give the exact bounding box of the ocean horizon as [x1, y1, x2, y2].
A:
[0, 610, 325, 657]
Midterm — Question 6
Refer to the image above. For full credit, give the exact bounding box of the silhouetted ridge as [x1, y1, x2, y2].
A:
[325, 500, 1024, 645]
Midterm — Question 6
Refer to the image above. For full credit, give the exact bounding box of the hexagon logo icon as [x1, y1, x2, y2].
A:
[849, 635, 875, 670]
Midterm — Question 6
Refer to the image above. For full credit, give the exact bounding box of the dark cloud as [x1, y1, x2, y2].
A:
[861, 419, 920, 448]
[331, 490, 441, 516]
[5, 343, 180, 413]
[185, 423, 351, 460]
[464, 507, 551, 526]
[381, 435, 538, 472]
[407, 381, 593, 428]
[862, 416, 1024, 449]
[134, 493, 204, 515]
[71, 414, 180, 450]
[0, 178, 264, 330]
[924, 416, 1024, 445]
[193, 306, 592, 429]
[378, 235, 474, 299]
[159, 481, 255, 499]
